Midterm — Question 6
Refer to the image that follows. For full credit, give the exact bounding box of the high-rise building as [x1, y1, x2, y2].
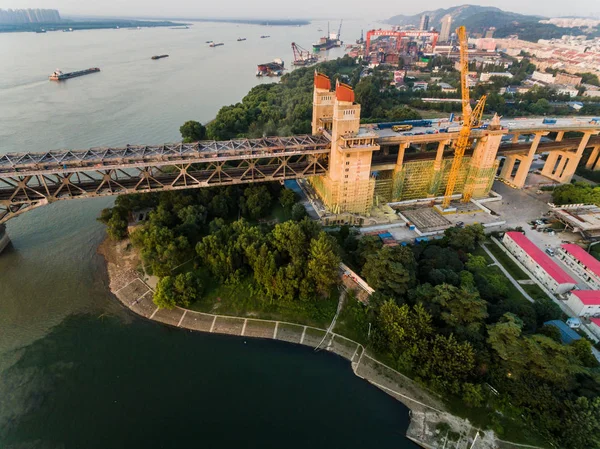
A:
[419, 14, 430, 31]
[440, 15, 453, 42]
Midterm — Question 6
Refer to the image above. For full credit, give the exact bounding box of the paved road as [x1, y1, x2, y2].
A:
[481, 243, 534, 303]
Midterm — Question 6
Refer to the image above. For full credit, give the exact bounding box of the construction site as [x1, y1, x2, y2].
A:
[306, 25, 600, 235]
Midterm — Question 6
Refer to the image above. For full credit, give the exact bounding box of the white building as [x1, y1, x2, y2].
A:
[440, 15, 453, 42]
[502, 232, 577, 294]
[480, 72, 513, 82]
[531, 70, 555, 84]
[589, 318, 600, 339]
[559, 243, 600, 289]
[566, 290, 600, 317]
[555, 85, 579, 97]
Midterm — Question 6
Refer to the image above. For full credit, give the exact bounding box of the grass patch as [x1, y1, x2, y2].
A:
[521, 283, 548, 300]
[334, 294, 370, 345]
[486, 242, 529, 280]
[187, 270, 337, 328]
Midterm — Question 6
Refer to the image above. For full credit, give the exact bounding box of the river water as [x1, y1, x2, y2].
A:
[0, 21, 419, 448]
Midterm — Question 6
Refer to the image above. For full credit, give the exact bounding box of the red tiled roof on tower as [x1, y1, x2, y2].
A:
[335, 79, 355, 103]
[314, 71, 331, 90]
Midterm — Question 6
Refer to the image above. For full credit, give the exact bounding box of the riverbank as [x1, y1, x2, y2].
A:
[0, 20, 187, 33]
[98, 236, 540, 449]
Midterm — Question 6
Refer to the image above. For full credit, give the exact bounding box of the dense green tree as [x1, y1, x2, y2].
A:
[307, 232, 340, 296]
[291, 203, 308, 221]
[279, 188, 297, 211]
[363, 246, 416, 298]
[131, 225, 191, 276]
[180, 120, 207, 142]
[242, 185, 272, 220]
[444, 224, 485, 252]
[153, 272, 203, 309]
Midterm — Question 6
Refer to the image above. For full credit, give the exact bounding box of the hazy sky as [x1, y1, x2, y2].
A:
[0, 0, 597, 21]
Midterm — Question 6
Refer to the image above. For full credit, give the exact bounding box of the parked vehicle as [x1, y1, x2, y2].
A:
[545, 248, 555, 257]
[542, 118, 557, 125]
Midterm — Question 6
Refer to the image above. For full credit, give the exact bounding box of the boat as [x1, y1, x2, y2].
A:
[312, 20, 343, 52]
[205, 40, 213, 43]
[35, 29, 46, 33]
[63, 28, 73, 32]
[260, 35, 270, 39]
[256, 59, 285, 77]
[209, 42, 224, 47]
[237, 37, 247, 41]
[49, 68, 100, 81]
[151, 54, 169, 60]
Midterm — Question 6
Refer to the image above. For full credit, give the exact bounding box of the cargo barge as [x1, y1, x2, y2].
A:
[49, 68, 100, 81]
[151, 54, 169, 60]
[237, 37, 247, 41]
[209, 42, 224, 47]
[256, 59, 285, 77]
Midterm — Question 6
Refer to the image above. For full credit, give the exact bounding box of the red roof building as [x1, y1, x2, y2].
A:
[335, 80, 355, 103]
[559, 243, 600, 290]
[314, 71, 331, 91]
[503, 232, 577, 294]
[566, 290, 600, 317]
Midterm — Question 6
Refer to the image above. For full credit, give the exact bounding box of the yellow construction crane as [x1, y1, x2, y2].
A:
[441, 26, 486, 210]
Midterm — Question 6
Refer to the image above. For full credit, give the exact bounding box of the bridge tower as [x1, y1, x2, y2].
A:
[311, 75, 380, 217]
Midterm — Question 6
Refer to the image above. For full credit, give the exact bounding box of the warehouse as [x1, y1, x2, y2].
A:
[558, 243, 600, 290]
[502, 232, 577, 294]
[565, 290, 600, 317]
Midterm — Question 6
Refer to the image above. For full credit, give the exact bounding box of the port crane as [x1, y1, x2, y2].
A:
[337, 19, 343, 41]
[291, 42, 318, 66]
[441, 25, 486, 210]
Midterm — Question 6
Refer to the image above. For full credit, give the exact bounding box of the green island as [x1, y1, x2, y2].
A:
[99, 58, 600, 449]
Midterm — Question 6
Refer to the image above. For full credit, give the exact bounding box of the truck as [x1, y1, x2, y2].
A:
[391, 124, 413, 132]
[542, 118, 557, 125]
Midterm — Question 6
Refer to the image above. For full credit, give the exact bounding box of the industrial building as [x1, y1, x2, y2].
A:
[502, 232, 577, 294]
[544, 320, 582, 344]
[565, 290, 600, 317]
[558, 243, 600, 289]
[590, 318, 600, 339]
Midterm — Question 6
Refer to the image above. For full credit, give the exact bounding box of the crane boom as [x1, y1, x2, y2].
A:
[441, 26, 486, 210]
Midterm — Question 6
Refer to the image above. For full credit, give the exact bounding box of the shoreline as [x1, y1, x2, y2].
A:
[97, 236, 534, 449]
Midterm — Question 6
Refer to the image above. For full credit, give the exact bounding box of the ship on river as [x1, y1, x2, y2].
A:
[312, 20, 342, 52]
[151, 54, 169, 60]
[49, 68, 100, 81]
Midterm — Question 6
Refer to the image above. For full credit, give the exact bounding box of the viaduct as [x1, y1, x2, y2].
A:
[1, 72, 599, 226]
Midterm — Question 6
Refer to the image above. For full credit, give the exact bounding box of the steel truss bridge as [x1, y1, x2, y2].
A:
[0, 135, 330, 224]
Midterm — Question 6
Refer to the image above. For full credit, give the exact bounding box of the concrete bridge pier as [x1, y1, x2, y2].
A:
[542, 132, 596, 183]
[585, 145, 600, 170]
[427, 140, 450, 196]
[559, 132, 595, 182]
[500, 132, 545, 187]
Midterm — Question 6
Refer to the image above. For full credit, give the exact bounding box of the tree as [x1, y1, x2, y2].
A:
[307, 232, 340, 296]
[153, 272, 203, 309]
[291, 203, 307, 221]
[279, 188, 297, 211]
[242, 185, 272, 219]
[444, 224, 485, 251]
[180, 120, 207, 142]
[560, 397, 600, 449]
[363, 246, 416, 298]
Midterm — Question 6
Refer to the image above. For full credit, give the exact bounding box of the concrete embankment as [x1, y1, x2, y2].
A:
[98, 237, 542, 449]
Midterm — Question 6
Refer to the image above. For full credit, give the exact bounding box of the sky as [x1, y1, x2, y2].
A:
[0, 0, 597, 21]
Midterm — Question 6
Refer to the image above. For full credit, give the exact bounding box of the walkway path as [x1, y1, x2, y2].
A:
[481, 243, 535, 303]
[315, 287, 346, 351]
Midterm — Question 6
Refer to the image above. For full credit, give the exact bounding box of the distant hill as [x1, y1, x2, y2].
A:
[385, 5, 543, 32]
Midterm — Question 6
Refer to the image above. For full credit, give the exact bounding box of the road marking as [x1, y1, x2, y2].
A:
[209, 315, 217, 333]
[177, 310, 187, 327]
[300, 326, 307, 344]
[114, 278, 140, 294]
[131, 290, 150, 306]
[149, 307, 159, 320]
[273, 322, 279, 339]
[241, 319, 247, 336]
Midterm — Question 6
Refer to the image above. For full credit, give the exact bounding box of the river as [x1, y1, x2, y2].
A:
[0, 20, 419, 448]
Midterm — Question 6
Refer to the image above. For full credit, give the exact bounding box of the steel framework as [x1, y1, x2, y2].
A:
[0, 135, 330, 223]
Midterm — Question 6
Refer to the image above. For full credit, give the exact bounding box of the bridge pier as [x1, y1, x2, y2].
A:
[500, 133, 544, 188]
[585, 145, 600, 170]
[559, 132, 594, 183]
[428, 140, 450, 196]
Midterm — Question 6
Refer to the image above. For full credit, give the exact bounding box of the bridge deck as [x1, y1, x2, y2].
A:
[0, 135, 331, 175]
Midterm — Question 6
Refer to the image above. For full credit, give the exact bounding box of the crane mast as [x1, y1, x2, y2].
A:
[441, 26, 486, 210]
